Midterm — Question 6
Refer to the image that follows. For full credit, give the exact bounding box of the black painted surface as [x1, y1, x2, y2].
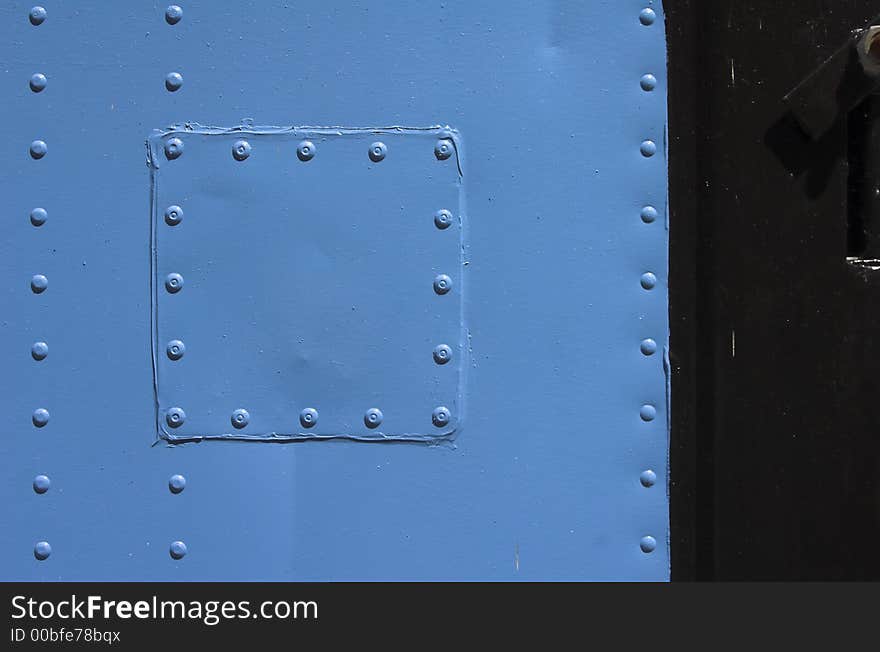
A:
[667, 0, 880, 579]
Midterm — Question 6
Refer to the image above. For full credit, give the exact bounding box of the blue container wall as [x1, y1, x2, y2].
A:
[0, 1, 669, 580]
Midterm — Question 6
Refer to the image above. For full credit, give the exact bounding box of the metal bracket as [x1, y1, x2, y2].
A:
[784, 18, 880, 140]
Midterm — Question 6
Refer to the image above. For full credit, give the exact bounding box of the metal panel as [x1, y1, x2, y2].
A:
[0, 1, 669, 580]
[150, 126, 464, 441]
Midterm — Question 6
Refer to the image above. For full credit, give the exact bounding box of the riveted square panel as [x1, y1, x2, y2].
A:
[149, 126, 464, 441]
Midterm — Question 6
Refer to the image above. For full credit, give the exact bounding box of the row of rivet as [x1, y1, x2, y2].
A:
[428, 139, 456, 424]
[163, 136, 455, 163]
[29, 6, 52, 562]
[637, 5, 658, 558]
[164, 405, 454, 431]
[164, 5, 187, 562]
[31, 539, 188, 561]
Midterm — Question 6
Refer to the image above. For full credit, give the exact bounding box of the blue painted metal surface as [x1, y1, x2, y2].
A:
[0, 1, 668, 580]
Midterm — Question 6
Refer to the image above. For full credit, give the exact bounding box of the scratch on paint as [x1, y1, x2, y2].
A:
[731, 329, 736, 358]
[514, 543, 520, 572]
[730, 59, 736, 85]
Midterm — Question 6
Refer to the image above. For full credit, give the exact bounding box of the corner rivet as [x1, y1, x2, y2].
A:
[164, 205, 183, 226]
[34, 541, 51, 560]
[640, 535, 657, 553]
[166, 339, 186, 361]
[169, 540, 187, 560]
[164, 137, 183, 160]
[434, 138, 454, 160]
[640, 205, 658, 224]
[433, 344, 453, 365]
[640, 404, 656, 422]
[232, 139, 251, 161]
[30, 207, 47, 226]
[640, 469, 657, 488]
[297, 140, 315, 161]
[31, 274, 48, 294]
[31, 341, 48, 361]
[165, 72, 183, 92]
[166, 407, 186, 428]
[640, 140, 656, 157]
[168, 474, 186, 494]
[434, 209, 453, 230]
[29, 6, 46, 25]
[231, 408, 249, 428]
[300, 407, 318, 428]
[640, 74, 657, 91]
[368, 142, 387, 162]
[33, 475, 51, 494]
[29, 73, 47, 93]
[432, 406, 451, 427]
[364, 408, 383, 428]
[639, 8, 656, 25]
[640, 272, 657, 290]
[433, 274, 452, 295]
[165, 5, 183, 24]
[165, 272, 184, 294]
[29, 140, 47, 159]
[32, 408, 50, 428]
[640, 338, 657, 356]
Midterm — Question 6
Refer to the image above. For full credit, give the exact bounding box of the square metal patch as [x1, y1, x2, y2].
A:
[149, 125, 464, 441]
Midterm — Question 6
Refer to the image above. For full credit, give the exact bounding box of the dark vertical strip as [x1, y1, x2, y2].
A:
[666, 0, 716, 580]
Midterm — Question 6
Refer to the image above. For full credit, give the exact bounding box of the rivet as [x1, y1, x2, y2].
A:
[640, 404, 656, 422]
[169, 540, 187, 560]
[164, 137, 183, 160]
[432, 406, 451, 427]
[166, 407, 186, 428]
[364, 407, 383, 428]
[368, 141, 387, 162]
[433, 344, 453, 365]
[165, 272, 184, 293]
[166, 339, 186, 361]
[433, 274, 452, 295]
[640, 338, 657, 356]
[32, 408, 50, 428]
[640, 535, 657, 553]
[640, 205, 658, 224]
[29, 6, 47, 25]
[168, 474, 186, 494]
[640, 140, 656, 157]
[299, 407, 318, 428]
[165, 72, 183, 92]
[33, 475, 51, 494]
[33, 541, 51, 561]
[434, 209, 453, 230]
[297, 140, 315, 162]
[640, 272, 657, 290]
[29, 140, 47, 159]
[165, 5, 183, 24]
[231, 139, 251, 161]
[231, 408, 250, 428]
[640, 74, 656, 91]
[640, 469, 657, 488]
[29, 73, 47, 93]
[434, 138, 454, 160]
[639, 7, 656, 25]
[30, 207, 47, 226]
[164, 205, 183, 226]
[31, 341, 49, 361]
[31, 274, 48, 293]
